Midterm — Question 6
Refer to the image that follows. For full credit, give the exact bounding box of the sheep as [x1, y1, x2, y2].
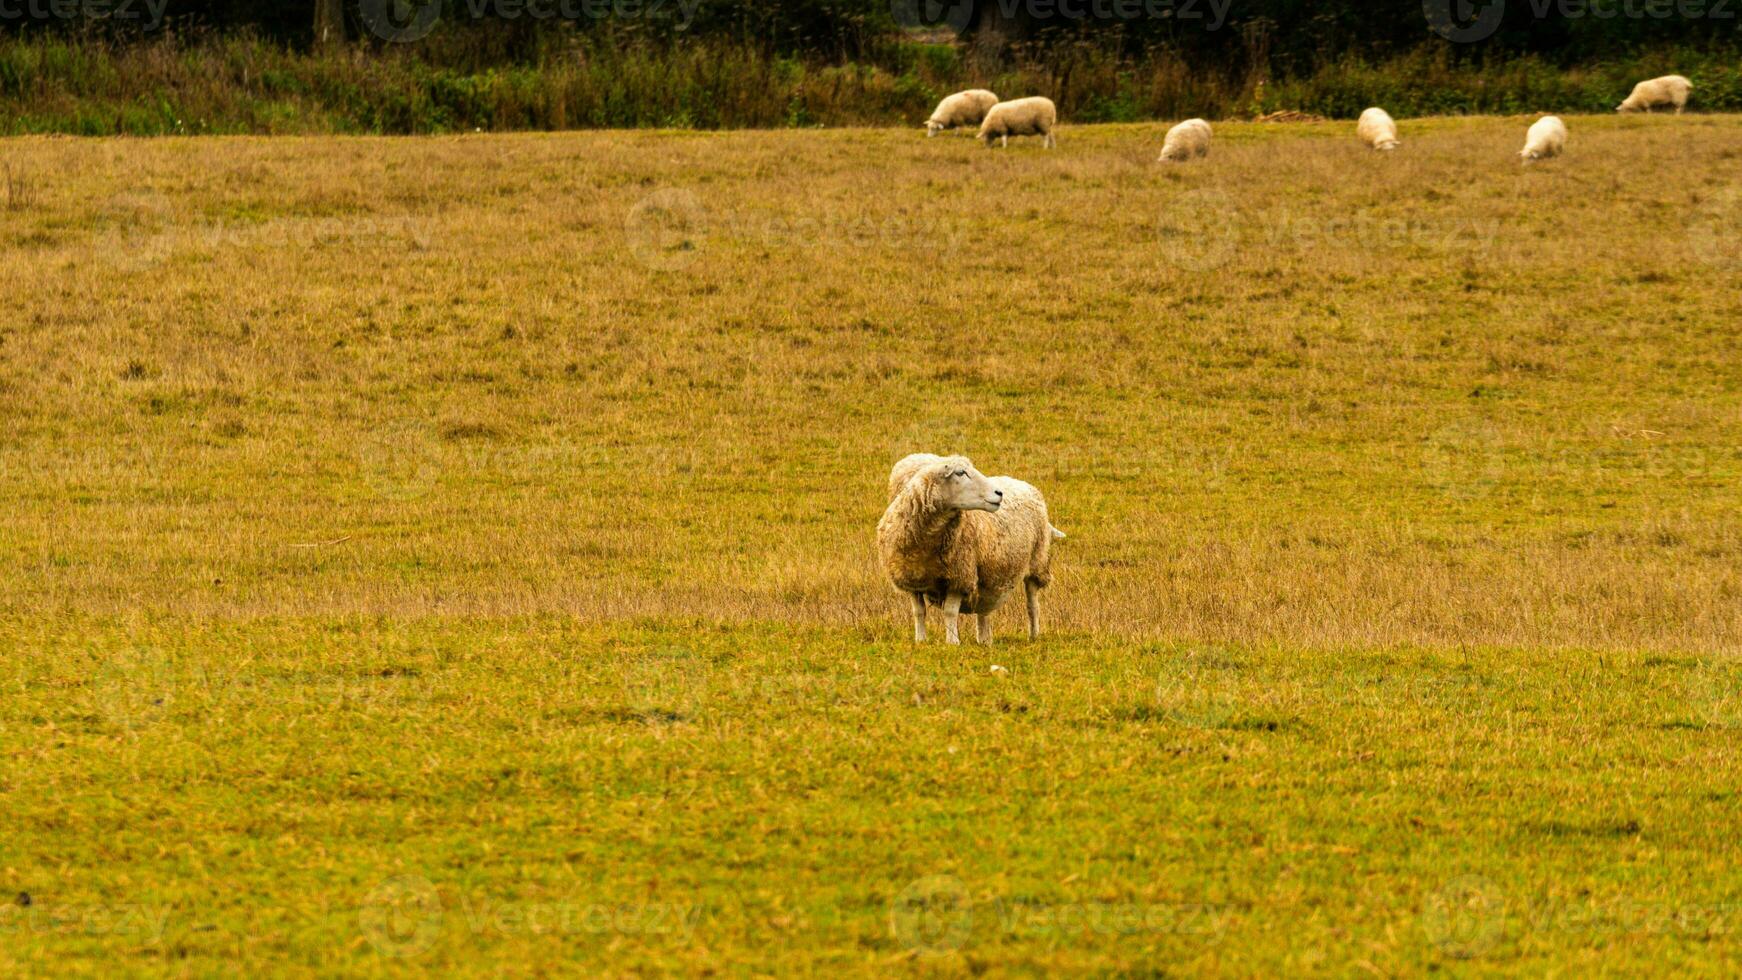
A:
[1518, 115, 1567, 163]
[1357, 107, 1400, 151]
[1157, 118, 1212, 162]
[978, 97, 1057, 149]
[926, 89, 999, 137]
[877, 454, 1065, 645]
[1617, 75, 1693, 114]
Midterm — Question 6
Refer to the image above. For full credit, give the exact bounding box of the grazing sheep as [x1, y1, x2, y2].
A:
[877, 454, 1065, 645]
[1518, 115, 1567, 163]
[978, 97, 1057, 149]
[1357, 107, 1400, 151]
[1617, 75, 1693, 114]
[926, 89, 999, 137]
[1158, 119, 1212, 162]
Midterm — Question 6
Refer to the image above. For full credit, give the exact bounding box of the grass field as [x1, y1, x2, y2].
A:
[2, 115, 1741, 974]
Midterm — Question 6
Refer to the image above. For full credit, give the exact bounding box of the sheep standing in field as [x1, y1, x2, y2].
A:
[878, 454, 1065, 645]
[1158, 118, 1212, 162]
[926, 89, 999, 137]
[1518, 115, 1567, 163]
[1357, 107, 1400, 151]
[1617, 75, 1693, 114]
[978, 97, 1057, 149]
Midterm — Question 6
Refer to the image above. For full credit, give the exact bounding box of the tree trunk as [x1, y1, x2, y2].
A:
[314, 0, 345, 47]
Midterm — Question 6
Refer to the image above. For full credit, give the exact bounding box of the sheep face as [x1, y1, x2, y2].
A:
[926, 457, 1004, 513]
[926, 121, 943, 137]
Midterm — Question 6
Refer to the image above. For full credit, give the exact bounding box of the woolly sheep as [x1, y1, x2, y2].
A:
[1617, 75, 1693, 114]
[1357, 107, 1400, 151]
[1158, 118, 1212, 162]
[926, 89, 999, 137]
[877, 454, 1065, 645]
[1518, 115, 1567, 163]
[978, 97, 1057, 149]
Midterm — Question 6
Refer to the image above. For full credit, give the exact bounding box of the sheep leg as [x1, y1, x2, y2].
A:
[942, 593, 963, 645]
[910, 593, 927, 642]
[976, 614, 992, 645]
[1025, 580, 1041, 640]
[1000, 134, 1008, 149]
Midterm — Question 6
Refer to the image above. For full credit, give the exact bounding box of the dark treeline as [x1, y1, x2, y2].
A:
[7, 1, 1738, 69]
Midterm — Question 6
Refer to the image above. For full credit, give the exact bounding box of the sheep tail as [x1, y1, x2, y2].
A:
[1050, 526, 1066, 541]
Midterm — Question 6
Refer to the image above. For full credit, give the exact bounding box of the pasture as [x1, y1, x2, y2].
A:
[2, 114, 1741, 974]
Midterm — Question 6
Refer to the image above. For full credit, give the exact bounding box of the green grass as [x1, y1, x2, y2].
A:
[4, 619, 1739, 973]
[1, 117, 1741, 973]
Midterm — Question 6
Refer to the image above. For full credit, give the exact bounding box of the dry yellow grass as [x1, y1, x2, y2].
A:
[3, 117, 1740, 651]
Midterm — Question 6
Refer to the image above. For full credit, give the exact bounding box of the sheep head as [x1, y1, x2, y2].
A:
[922, 456, 1004, 513]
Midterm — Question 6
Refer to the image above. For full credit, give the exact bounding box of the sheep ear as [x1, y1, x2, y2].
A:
[920, 466, 947, 508]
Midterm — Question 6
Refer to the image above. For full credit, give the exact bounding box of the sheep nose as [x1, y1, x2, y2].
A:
[994, 490, 1004, 498]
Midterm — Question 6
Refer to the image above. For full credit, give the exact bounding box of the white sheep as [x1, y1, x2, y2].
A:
[926, 89, 999, 137]
[1357, 107, 1400, 151]
[1157, 118, 1212, 162]
[1617, 75, 1693, 114]
[877, 454, 1065, 645]
[978, 97, 1057, 149]
[1518, 115, 1567, 163]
